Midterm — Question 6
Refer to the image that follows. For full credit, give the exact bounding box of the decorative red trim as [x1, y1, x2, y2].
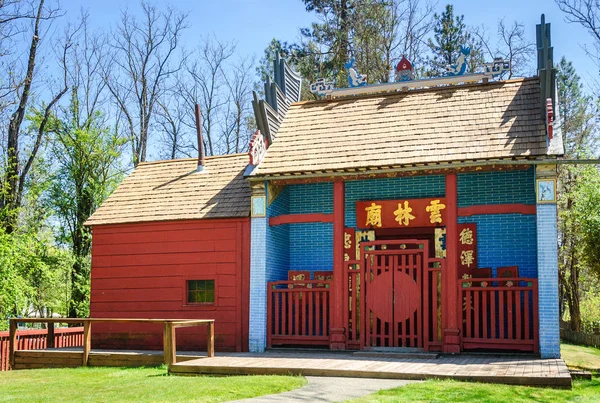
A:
[443, 173, 461, 353]
[458, 204, 536, 217]
[546, 98, 554, 140]
[332, 181, 346, 350]
[269, 213, 333, 226]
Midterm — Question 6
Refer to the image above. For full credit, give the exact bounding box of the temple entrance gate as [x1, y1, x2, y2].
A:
[362, 240, 429, 349]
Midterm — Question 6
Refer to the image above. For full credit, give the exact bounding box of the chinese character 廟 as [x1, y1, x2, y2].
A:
[461, 250, 474, 267]
[393, 201, 415, 226]
[426, 199, 446, 224]
[365, 203, 383, 227]
[459, 228, 474, 245]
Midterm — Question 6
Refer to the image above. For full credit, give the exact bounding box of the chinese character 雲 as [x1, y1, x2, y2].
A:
[393, 200, 415, 226]
[365, 203, 382, 227]
[426, 199, 446, 224]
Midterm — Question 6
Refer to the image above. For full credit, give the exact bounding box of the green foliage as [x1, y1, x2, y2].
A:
[556, 56, 600, 331]
[571, 167, 600, 278]
[0, 367, 305, 403]
[426, 4, 483, 77]
[292, 0, 396, 88]
[45, 87, 125, 318]
[0, 229, 71, 330]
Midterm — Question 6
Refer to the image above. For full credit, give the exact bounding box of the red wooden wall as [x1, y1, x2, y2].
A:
[90, 218, 250, 352]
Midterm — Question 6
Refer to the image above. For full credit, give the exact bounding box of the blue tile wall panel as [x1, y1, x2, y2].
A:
[345, 176, 446, 227]
[266, 186, 289, 282]
[289, 182, 334, 214]
[249, 216, 267, 352]
[458, 214, 537, 278]
[289, 222, 334, 272]
[458, 168, 535, 207]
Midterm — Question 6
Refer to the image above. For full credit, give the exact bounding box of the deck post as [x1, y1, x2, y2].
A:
[82, 320, 92, 366]
[330, 180, 346, 350]
[442, 173, 461, 353]
[9, 319, 17, 369]
[47, 322, 55, 349]
[163, 322, 176, 365]
[207, 321, 215, 357]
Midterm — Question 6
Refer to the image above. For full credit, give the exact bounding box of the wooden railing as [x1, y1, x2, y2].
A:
[267, 280, 331, 347]
[344, 261, 361, 349]
[0, 327, 83, 371]
[459, 278, 539, 352]
[8, 318, 215, 369]
[425, 258, 443, 351]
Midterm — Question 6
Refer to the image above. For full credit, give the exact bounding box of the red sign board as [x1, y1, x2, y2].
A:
[458, 223, 478, 278]
[344, 227, 356, 261]
[356, 198, 447, 229]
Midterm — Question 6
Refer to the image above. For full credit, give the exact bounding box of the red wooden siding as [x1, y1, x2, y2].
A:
[90, 218, 250, 352]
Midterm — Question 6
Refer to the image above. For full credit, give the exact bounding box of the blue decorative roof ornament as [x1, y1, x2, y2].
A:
[446, 45, 470, 76]
[309, 78, 335, 97]
[344, 58, 367, 87]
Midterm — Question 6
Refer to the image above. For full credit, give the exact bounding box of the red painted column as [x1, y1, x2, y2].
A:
[330, 180, 346, 350]
[443, 173, 461, 353]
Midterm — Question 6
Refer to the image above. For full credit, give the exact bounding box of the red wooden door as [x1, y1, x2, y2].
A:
[364, 245, 425, 348]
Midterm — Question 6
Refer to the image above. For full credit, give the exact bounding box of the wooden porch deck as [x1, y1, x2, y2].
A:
[170, 351, 572, 388]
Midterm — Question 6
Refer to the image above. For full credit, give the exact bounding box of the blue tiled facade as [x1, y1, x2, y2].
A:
[458, 168, 536, 206]
[457, 214, 537, 278]
[250, 166, 559, 354]
[457, 167, 537, 278]
[266, 186, 289, 281]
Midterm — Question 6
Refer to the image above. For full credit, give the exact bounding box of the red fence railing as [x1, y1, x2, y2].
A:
[425, 258, 443, 351]
[459, 277, 539, 353]
[0, 327, 84, 371]
[344, 261, 361, 350]
[267, 280, 331, 347]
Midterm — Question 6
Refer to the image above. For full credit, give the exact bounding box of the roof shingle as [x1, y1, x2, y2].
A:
[85, 154, 250, 226]
[254, 78, 555, 177]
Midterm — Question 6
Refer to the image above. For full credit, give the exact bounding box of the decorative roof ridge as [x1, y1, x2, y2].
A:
[291, 76, 539, 107]
[136, 153, 248, 167]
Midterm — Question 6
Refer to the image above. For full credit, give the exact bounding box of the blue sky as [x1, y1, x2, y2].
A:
[59, 0, 597, 84]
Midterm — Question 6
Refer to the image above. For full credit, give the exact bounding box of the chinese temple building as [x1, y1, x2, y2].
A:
[86, 16, 563, 358]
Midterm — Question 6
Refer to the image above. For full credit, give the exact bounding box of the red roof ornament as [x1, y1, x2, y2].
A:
[249, 130, 268, 166]
[546, 98, 553, 140]
[395, 56, 415, 82]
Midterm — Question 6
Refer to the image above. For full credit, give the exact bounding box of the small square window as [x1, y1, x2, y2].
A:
[187, 280, 215, 304]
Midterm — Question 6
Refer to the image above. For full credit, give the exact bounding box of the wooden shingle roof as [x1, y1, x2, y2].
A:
[85, 154, 250, 226]
[253, 77, 556, 177]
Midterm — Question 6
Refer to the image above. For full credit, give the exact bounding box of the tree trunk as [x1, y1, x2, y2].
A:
[2, 0, 45, 233]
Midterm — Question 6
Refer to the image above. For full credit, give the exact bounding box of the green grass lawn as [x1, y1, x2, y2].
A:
[347, 343, 600, 403]
[0, 366, 306, 403]
[561, 343, 600, 374]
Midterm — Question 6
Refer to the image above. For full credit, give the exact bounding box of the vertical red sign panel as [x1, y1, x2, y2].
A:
[344, 228, 356, 262]
[457, 223, 477, 278]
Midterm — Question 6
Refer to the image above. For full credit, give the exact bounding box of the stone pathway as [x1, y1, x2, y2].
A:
[228, 376, 417, 402]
